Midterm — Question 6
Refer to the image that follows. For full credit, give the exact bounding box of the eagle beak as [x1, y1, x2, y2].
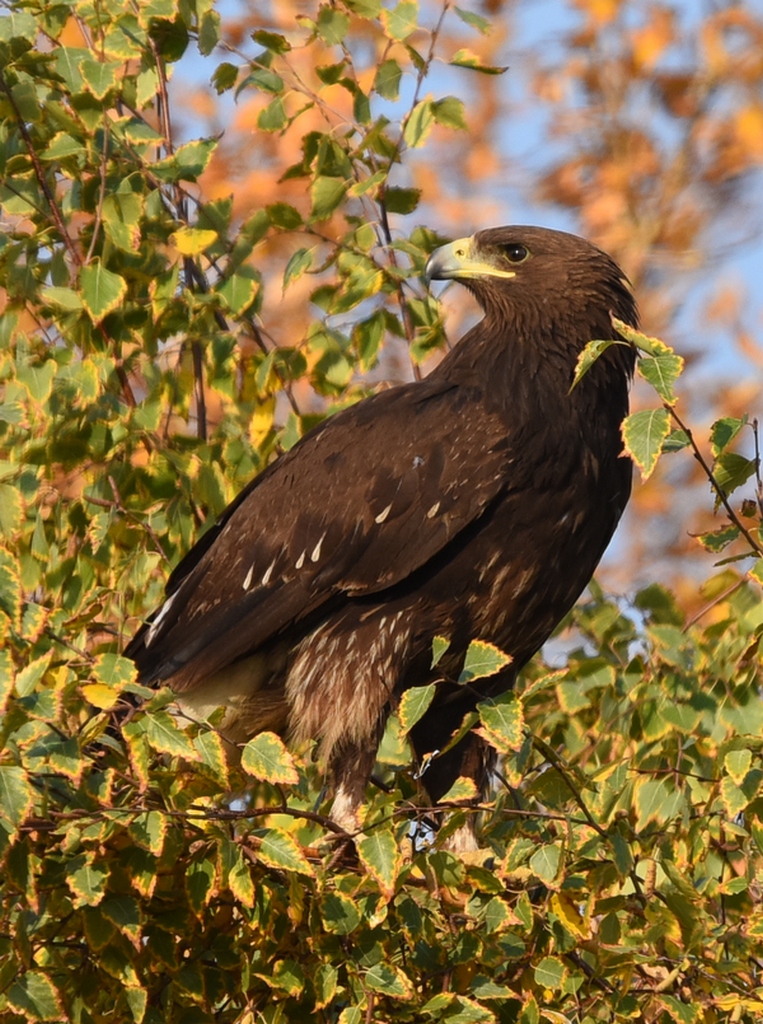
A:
[425, 236, 518, 285]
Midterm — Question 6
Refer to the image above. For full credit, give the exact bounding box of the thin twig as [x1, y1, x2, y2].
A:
[0, 73, 80, 269]
[377, 1, 453, 382]
[532, 736, 608, 839]
[682, 576, 746, 632]
[85, 108, 111, 265]
[667, 403, 763, 559]
[753, 418, 763, 517]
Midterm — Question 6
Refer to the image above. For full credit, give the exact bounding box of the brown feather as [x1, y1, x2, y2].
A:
[126, 225, 637, 838]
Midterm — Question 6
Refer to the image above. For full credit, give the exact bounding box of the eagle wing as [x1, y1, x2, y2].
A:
[128, 375, 515, 690]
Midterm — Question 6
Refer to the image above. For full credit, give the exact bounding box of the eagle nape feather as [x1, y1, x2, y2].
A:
[125, 225, 637, 850]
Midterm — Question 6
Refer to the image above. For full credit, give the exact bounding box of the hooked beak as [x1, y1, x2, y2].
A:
[425, 236, 518, 285]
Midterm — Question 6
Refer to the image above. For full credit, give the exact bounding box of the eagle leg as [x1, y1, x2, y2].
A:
[410, 698, 500, 852]
[326, 739, 382, 836]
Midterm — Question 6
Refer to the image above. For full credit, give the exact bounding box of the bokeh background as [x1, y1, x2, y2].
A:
[163, 0, 763, 601]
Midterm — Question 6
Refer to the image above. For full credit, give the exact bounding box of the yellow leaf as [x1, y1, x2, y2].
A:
[171, 227, 218, 255]
[736, 106, 763, 157]
[250, 396, 275, 445]
[81, 683, 120, 710]
[551, 893, 589, 939]
[631, 9, 674, 70]
[574, 0, 620, 26]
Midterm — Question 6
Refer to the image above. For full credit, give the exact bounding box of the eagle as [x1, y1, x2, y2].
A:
[126, 226, 637, 843]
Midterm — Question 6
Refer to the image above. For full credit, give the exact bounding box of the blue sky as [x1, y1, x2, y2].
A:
[172, 0, 763, 393]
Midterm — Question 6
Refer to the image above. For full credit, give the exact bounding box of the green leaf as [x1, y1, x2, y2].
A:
[255, 958, 306, 996]
[212, 61, 239, 93]
[144, 711, 201, 760]
[477, 692, 523, 753]
[313, 963, 338, 1009]
[422, 994, 494, 1022]
[383, 186, 420, 214]
[241, 731, 299, 785]
[320, 891, 361, 934]
[432, 96, 468, 131]
[724, 748, 752, 784]
[67, 852, 109, 907]
[382, 0, 418, 41]
[258, 96, 287, 131]
[696, 524, 739, 553]
[352, 312, 385, 370]
[101, 894, 142, 941]
[356, 828, 401, 898]
[42, 285, 83, 310]
[0, 765, 34, 831]
[81, 59, 120, 99]
[570, 338, 621, 390]
[533, 955, 567, 990]
[80, 261, 127, 323]
[15, 652, 51, 697]
[226, 845, 255, 904]
[634, 777, 685, 830]
[459, 639, 512, 683]
[344, 0, 381, 16]
[439, 776, 479, 803]
[662, 428, 691, 453]
[398, 684, 436, 733]
[217, 270, 258, 315]
[658, 994, 702, 1024]
[710, 416, 747, 458]
[180, 135, 217, 173]
[470, 976, 513, 999]
[316, 61, 348, 86]
[713, 452, 756, 498]
[364, 962, 414, 999]
[431, 635, 450, 667]
[455, 7, 492, 34]
[128, 811, 167, 856]
[0, 547, 21, 626]
[245, 67, 284, 94]
[0, 10, 37, 43]
[52, 47, 86, 90]
[17, 360, 56, 404]
[622, 407, 671, 480]
[613, 317, 672, 356]
[0, 483, 22, 536]
[7, 972, 63, 1022]
[316, 6, 350, 44]
[198, 8, 220, 55]
[124, 987, 148, 1023]
[193, 729, 230, 785]
[310, 176, 348, 221]
[403, 98, 435, 148]
[375, 59, 402, 100]
[253, 29, 292, 53]
[353, 85, 371, 125]
[256, 827, 314, 876]
[637, 352, 685, 404]
[41, 132, 86, 161]
[267, 202, 303, 229]
[186, 855, 215, 913]
[529, 843, 561, 884]
[450, 48, 508, 74]
[102, 191, 143, 253]
[283, 247, 313, 289]
[92, 653, 137, 690]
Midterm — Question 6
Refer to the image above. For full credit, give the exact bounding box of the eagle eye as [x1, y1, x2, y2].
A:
[502, 243, 529, 264]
